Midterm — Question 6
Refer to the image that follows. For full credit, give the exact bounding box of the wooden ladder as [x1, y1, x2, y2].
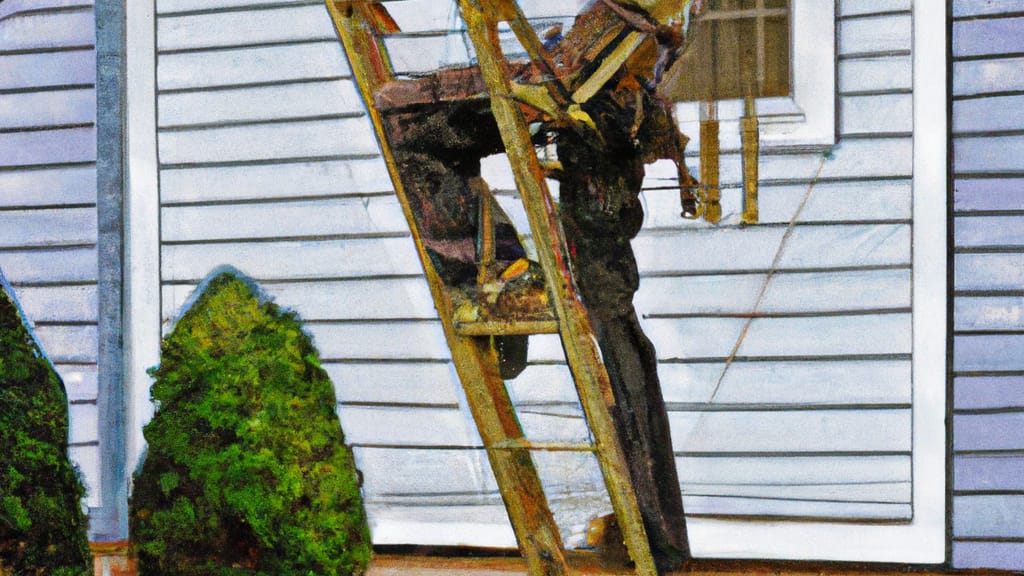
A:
[324, 2, 658, 574]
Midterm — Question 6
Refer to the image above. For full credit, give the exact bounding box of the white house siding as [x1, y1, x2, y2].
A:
[154, 0, 919, 548]
[952, 0, 1024, 571]
[0, 0, 101, 509]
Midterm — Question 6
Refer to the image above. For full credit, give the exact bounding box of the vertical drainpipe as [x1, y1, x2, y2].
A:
[93, 0, 128, 542]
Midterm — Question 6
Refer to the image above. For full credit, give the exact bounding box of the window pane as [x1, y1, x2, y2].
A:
[665, 0, 791, 101]
[763, 15, 791, 96]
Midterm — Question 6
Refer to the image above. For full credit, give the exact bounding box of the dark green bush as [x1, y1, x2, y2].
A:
[130, 271, 371, 576]
[0, 274, 91, 576]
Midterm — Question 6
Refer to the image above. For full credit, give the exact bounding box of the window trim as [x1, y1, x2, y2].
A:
[673, 0, 837, 150]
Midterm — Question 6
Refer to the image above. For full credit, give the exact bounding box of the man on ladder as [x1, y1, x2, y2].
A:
[373, 2, 700, 572]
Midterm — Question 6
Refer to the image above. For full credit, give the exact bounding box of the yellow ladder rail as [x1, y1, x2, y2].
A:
[325, 1, 659, 574]
[457, 1, 657, 574]
[324, 3, 571, 575]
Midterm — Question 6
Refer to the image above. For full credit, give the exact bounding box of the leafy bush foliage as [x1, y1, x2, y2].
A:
[0, 277, 91, 576]
[130, 271, 371, 576]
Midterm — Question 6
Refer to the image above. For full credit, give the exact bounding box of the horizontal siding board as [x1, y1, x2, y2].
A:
[641, 314, 912, 361]
[759, 137, 912, 179]
[953, 16, 1024, 58]
[160, 158, 393, 203]
[840, 93, 913, 135]
[518, 410, 592, 443]
[161, 197, 405, 242]
[954, 253, 1024, 290]
[31, 324, 96, 363]
[364, 503, 514, 547]
[0, 0, 93, 20]
[383, 35, 471, 75]
[634, 224, 910, 275]
[681, 454, 911, 487]
[157, 0, 314, 13]
[956, 454, 1024, 491]
[157, 42, 350, 91]
[377, 1, 467, 32]
[955, 495, 1024, 538]
[838, 55, 912, 93]
[954, 95, 1024, 133]
[68, 444, 100, 508]
[158, 79, 363, 127]
[0, 247, 99, 283]
[838, 13, 912, 55]
[0, 50, 95, 91]
[0, 166, 97, 207]
[156, 4, 335, 52]
[163, 277, 436, 322]
[0, 208, 96, 248]
[954, 375, 1024, 409]
[160, 237, 421, 281]
[158, 117, 377, 165]
[683, 482, 910, 504]
[0, 88, 94, 129]
[305, 321, 449, 361]
[0, 8, 95, 51]
[683, 497, 910, 521]
[956, 215, 1024, 247]
[266, 277, 434, 320]
[15, 284, 98, 323]
[0, 126, 96, 167]
[58, 363, 98, 403]
[955, 412, 1024, 451]
[657, 360, 912, 406]
[670, 409, 911, 453]
[69, 402, 97, 445]
[641, 180, 912, 229]
[955, 177, 1024, 212]
[954, 57, 1024, 96]
[953, 542, 1024, 572]
[354, 447, 490, 498]
[955, 296, 1024, 331]
[327, 362, 460, 405]
[339, 405, 479, 447]
[954, 334, 1024, 372]
[384, 0, 576, 33]
[839, 0, 911, 16]
[954, 0, 1024, 17]
[956, 134, 1024, 174]
[635, 268, 911, 315]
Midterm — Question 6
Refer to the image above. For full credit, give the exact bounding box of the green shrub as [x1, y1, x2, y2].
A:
[130, 270, 371, 576]
[0, 273, 91, 576]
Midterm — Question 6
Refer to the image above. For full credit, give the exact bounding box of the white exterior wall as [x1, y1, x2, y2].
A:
[0, 0, 102, 509]
[141, 0, 944, 562]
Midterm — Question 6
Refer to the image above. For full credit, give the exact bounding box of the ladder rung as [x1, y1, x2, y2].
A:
[454, 318, 559, 336]
[489, 439, 597, 453]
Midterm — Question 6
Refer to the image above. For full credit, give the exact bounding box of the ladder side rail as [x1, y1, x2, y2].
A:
[323, 4, 571, 575]
[456, 2, 657, 574]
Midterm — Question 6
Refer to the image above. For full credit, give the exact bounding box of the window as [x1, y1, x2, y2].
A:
[664, 0, 836, 148]
[670, 0, 791, 101]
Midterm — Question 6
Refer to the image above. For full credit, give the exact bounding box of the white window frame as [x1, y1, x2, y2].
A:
[673, 0, 837, 149]
[683, 1, 947, 563]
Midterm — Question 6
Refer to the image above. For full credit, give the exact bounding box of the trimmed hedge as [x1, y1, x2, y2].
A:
[0, 276, 91, 576]
[130, 271, 371, 576]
